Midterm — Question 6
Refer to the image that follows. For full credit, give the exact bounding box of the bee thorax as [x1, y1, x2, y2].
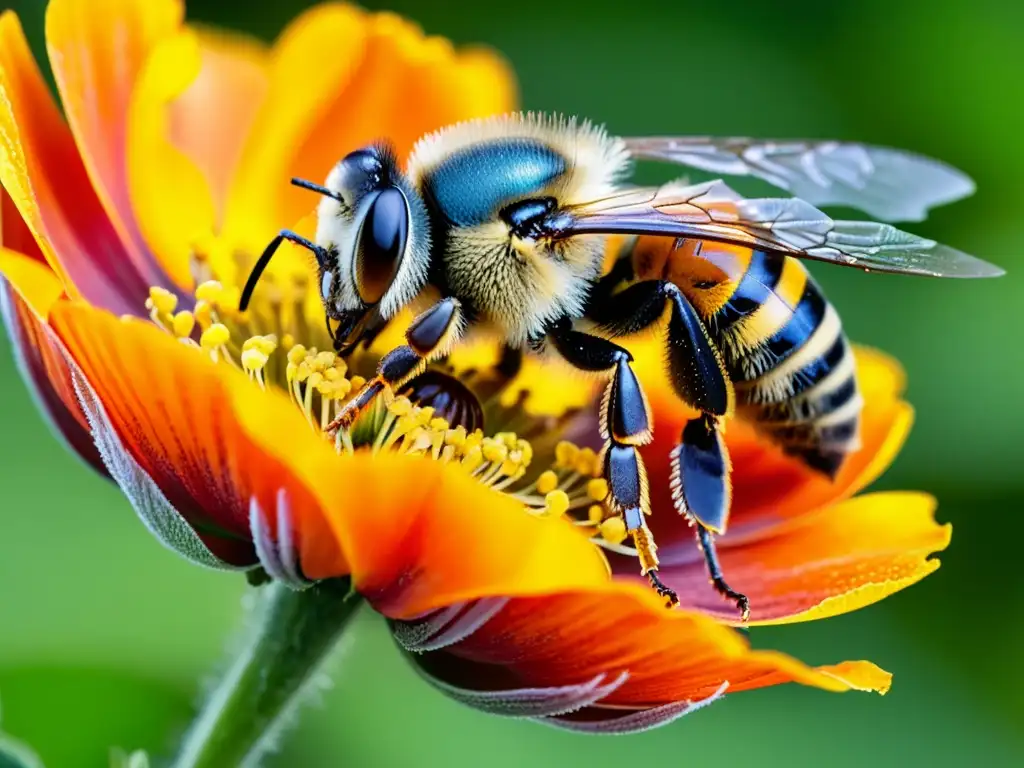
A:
[442, 225, 603, 345]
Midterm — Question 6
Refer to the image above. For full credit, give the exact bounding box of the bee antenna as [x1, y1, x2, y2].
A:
[240, 229, 326, 311]
[291, 177, 341, 200]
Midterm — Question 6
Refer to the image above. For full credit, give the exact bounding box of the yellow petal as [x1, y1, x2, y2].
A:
[169, 26, 269, 224]
[223, 4, 517, 255]
[127, 28, 217, 288]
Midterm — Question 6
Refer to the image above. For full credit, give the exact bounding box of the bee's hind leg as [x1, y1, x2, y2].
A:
[545, 319, 678, 608]
[326, 297, 464, 436]
[585, 278, 749, 620]
[673, 413, 750, 621]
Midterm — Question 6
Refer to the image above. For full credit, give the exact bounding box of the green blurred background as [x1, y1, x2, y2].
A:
[1, 0, 1022, 764]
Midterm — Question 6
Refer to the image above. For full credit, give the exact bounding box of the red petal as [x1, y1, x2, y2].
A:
[0, 249, 103, 475]
[0, 11, 155, 313]
[44, 0, 185, 291]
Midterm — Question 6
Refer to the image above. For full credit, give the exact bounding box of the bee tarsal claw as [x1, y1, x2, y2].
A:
[648, 571, 679, 609]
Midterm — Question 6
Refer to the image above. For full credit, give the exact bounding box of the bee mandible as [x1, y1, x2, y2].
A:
[240, 113, 1003, 619]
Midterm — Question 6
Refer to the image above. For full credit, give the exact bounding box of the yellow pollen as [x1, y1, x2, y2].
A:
[388, 397, 414, 418]
[555, 441, 580, 468]
[146, 286, 178, 316]
[542, 490, 570, 518]
[444, 426, 467, 449]
[200, 323, 230, 351]
[461, 445, 484, 473]
[194, 300, 213, 329]
[482, 440, 508, 465]
[587, 477, 609, 502]
[241, 347, 269, 372]
[350, 375, 366, 390]
[172, 311, 196, 338]
[195, 280, 224, 305]
[575, 448, 599, 477]
[588, 504, 605, 524]
[536, 470, 559, 495]
[287, 344, 308, 365]
[517, 439, 534, 467]
[599, 516, 628, 546]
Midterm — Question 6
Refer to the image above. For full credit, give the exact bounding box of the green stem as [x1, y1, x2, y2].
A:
[173, 578, 363, 768]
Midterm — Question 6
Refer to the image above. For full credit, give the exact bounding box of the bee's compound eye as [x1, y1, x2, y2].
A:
[355, 187, 408, 305]
[320, 269, 334, 302]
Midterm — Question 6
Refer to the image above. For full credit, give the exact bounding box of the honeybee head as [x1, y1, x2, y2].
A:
[309, 144, 431, 351]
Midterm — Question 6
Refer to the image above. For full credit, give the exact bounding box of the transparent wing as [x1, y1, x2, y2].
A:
[559, 180, 1003, 278]
[623, 137, 976, 223]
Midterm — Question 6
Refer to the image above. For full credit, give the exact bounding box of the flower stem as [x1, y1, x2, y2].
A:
[173, 577, 362, 768]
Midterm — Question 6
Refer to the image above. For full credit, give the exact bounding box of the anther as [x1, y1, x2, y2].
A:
[200, 323, 231, 351]
[542, 490, 570, 518]
[555, 441, 580, 468]
[599, 516, 627, 545]
[536, 470, 559, 495]
[587, 477, 609, 502]
[194, 300, 214, 329]
[147, 287, 178, 317]
[195, 280, 224, 305]
[574, 447, 599, 477]
[172, 311, 196, 338]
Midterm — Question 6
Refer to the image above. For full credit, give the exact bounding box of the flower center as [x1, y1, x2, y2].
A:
[144, 254, 635, 558]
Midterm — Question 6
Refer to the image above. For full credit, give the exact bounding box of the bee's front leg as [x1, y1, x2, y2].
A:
[326, 297, 464, 436]
[545, 320, 678, 608]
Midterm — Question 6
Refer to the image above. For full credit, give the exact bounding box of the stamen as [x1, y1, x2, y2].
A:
[200, 323, 232, 363]
[172, 311, 196, 339]
[141, 260, 649, 581]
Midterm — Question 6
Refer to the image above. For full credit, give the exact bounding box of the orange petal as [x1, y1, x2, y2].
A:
[0, 249, 104, 474]
[424, 582, 889, 710]
[223, 5, 517, 255]
[657, 492, 948, 625]
[49, 301, 328, 566]
[46, 301, 609, 608]
[0, 11, 153, 313]
[126, 28, 217, 288]
[233, 395, 612, 618]
[45, 0, 186, 289]
[637, 339, 912, 543]
[168, 26, 268, 225]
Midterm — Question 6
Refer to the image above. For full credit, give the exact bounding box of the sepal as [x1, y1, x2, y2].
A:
[249, 489, 313, 590]
[546, 682, 729, 734]
[410, 658, 630, 719]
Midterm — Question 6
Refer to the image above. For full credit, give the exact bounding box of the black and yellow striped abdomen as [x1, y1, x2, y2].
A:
[631, 238, 863, 478]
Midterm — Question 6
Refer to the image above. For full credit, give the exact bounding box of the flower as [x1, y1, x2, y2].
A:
[0, 0, 949, 734]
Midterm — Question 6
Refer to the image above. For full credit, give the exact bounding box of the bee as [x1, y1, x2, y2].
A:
[240, 113, 1002, 619]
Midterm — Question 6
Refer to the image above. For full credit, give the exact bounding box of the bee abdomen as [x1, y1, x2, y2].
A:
[710, 257, 862, 479]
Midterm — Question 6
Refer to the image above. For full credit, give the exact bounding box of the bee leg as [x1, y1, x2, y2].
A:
[672, 413, 750, 621]
[586, 279, 749, 620]
[546, 321, 677, 608]
[325, 297, 464, 435]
